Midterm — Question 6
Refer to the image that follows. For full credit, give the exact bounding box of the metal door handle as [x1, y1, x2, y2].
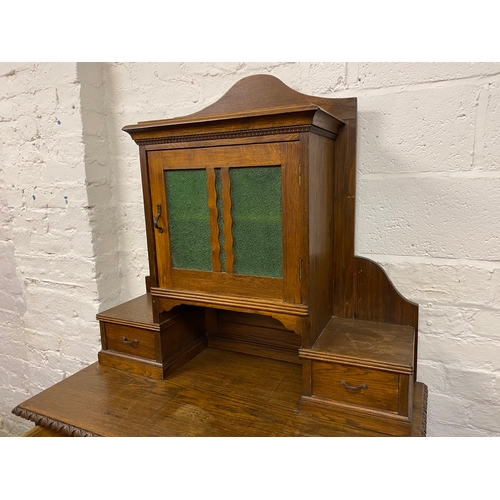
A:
[153, 203, 164, 233]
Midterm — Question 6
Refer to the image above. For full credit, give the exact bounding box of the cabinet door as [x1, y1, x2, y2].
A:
[148, 142, 302, 303]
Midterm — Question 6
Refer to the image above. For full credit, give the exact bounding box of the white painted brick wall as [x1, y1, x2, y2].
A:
[0, 63, 100, 436]
[1, 62, 499, 437]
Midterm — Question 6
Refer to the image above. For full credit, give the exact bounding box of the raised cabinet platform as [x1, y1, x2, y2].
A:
[13, 75, 427, 437]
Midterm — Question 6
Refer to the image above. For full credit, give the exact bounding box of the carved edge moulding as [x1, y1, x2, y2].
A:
[11, 407, 98, 437]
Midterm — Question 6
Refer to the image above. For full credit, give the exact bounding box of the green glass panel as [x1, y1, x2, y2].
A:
[165, 169, 212, 271]
[230, 166, 283, 278]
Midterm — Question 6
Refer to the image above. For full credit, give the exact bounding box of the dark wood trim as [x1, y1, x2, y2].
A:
[98, 350, 164, 379]
[411, 382, 428, 436]
[142, 132, 302, 152]
[134, 124, 317, 145]
[299, 395, 412, 437]
[12, 407, 98, 437]
[152, 288, 309, 316]
[298, 351, 414, 375]
[206, 167, 221, 272]
[221, 167, 234, 273]
[139, 146, 159, 288]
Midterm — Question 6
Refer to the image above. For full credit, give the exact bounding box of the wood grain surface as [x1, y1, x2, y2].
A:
[14, 348, 426, 437]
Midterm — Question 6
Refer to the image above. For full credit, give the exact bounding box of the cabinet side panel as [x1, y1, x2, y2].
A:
[307, 133, 335, 347]
[140, 146, 158, 288]
[281, 141, 303, 305]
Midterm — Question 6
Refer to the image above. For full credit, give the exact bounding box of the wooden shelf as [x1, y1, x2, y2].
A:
[300, 317, 415, 373]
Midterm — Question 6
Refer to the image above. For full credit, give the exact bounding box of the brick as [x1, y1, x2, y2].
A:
[489, 268, 500, 308]
[426, 392, 470, 426]
[36, 62, 78, 88]
[416, 361, 448, 394]
[104, 62, 133, 89]
[308, 62, 347, 94]
[484, 82, 500, 169]
[418, 306, 477, 342]
[470, 309, 500, 341]
[357, 84, 477, 174]
[130, 62, 183, 86]
[0, 97, 14, 121]
[465, 400, 500, 434]
[77, 62, 103, 87]
[59, 336, 100, 361]
[149, 62, 184, 82]
[445, 366, 495, 403]
[376, 260, 499, 309]
[16, 253, 95, 286]
[80, 109, 107, 135]
[427, 422, 492, 437]
[356, 177, 500, 261]
[0, 326, 27, 360]
[80, 86, 105, 116]
[357, 62, 500, 88]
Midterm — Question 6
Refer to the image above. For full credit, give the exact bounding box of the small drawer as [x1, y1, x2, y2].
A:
[311, 361, 400, 414]
[104, 323, 157, 360]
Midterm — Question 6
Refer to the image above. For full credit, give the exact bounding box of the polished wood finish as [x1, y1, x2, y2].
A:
[221, 167, 234, 272]
[207, 310, 302, 364]
[97, 294, 206, 379]
[301, 317, 415, 370]
[206, 167, 221, 272]
[14, 349, 427, 437]
[127, 79, 341, 347]
[147, 140, 309, 325]
[13, 74, 427, 437]
[311, 362, 401, 413]
[299, 316, 414, 434]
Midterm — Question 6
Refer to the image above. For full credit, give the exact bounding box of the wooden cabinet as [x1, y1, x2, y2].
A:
[13, 74, 428, 437]
[300, 317, 415, 435]
[123, 92, 344, 347]
[97, 294, 206, 379]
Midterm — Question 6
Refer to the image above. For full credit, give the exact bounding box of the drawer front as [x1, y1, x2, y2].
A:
[104, 323, 157, 360]
[311, 361, 400, 414]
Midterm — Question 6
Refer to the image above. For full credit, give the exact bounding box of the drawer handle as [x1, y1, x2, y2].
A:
[122, 336, 139, 346]
[153, 203, 164, 233]
[340, 380, 367, 391]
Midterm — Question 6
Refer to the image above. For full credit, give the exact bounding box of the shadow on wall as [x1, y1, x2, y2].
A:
[78, 62, 122, 312]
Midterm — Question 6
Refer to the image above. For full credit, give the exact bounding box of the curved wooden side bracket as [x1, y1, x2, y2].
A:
[323, 97, 419, 376]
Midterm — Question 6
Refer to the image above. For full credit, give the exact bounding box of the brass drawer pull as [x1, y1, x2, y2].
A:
[122, 336, 139, 346]
[340, 380, 367, 391]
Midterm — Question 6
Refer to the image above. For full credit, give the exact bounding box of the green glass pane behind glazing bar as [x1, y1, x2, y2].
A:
[165, 169, 212, 271]
[230, 166, 283, 278]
